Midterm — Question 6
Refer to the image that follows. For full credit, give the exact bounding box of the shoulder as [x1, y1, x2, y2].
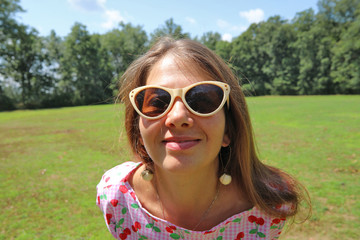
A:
[198, 207, 286, 239]
[96, 161, 141, 206]
[234, 207, 287, 239]
[96, 161, 142, 239]
[97, 161, 141, 188]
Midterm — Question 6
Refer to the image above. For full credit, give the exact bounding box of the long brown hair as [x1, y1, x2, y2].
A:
[119, 37, 310, 219]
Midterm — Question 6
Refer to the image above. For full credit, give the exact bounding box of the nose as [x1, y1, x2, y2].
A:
[164, 97, 194, 128]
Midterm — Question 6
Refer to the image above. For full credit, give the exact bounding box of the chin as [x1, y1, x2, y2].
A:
[158, 154, 216, 177]
[158, 156, 201, 173]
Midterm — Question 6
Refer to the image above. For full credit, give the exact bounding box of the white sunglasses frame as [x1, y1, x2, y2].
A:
[129, 81, 231, 120]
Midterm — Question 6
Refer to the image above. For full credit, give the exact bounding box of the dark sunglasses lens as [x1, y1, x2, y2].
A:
[185, 84, 224, 114]
[135, 88, 171, 117]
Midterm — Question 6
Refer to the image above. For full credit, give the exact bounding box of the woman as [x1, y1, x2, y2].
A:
[97, 37, 310, 239]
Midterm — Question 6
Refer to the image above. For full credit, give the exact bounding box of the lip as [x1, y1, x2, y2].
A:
[162, 136, 201, 150]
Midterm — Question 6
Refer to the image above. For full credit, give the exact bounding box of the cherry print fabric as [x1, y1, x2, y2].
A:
[96, 161, 286, 240]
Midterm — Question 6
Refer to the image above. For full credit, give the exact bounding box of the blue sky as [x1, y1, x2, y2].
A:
[18, 0, 319, 41]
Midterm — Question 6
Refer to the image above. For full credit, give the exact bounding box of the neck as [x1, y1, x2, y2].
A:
[152, 163, 220, 230]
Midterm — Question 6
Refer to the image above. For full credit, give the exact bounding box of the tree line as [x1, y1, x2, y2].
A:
[1, 0, 359, 111]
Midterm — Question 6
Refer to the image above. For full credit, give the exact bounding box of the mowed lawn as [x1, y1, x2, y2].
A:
[0, 95, 359, 240]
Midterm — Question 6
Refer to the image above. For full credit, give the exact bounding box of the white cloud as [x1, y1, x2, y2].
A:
[239, 8, 265, 23]
[101, 9, 125, 29]
[67, 0, 106, 12]
[222, 33, 232, 42]
[68, 0, 125, 30]
[185, 17, 196, 25]
[217, 19, 248, 35]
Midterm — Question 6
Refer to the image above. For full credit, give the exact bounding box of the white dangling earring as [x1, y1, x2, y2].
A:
[219, 173, 232, 185]
[219, 146, 232, 185]
[141, 169, 153, 181]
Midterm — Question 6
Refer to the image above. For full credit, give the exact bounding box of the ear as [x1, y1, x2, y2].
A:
[222, 133, 231, 147]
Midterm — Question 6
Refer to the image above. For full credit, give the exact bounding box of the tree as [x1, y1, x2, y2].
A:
[0, 0, 24, 108]
[215, 40, 233, 63]
[0, 85, 15, 110]
[101, 22, 148, 94]
[266, 22, 299, 95]
[331, 0, 360, 93]
[231, 17, 290, 96]
[231, 23, 267, 95]
[199, 31, 222, 51]
[60, 23, 113, 105]
[292, 9, 319, 94]
[38, 30, 65, 107]
[2, 0, 360, 110]
[1, 24, 50, 108]
[0, 0, 24, 58]
[150, 18, 190, 44]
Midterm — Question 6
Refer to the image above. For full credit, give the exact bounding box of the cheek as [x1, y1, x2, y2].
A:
[138, 119, 151, 156]
[138, 118, 148, 144]
[203, 112, 227, 141]
[138, 118, 168, 162]
[139, 117, 161, 148]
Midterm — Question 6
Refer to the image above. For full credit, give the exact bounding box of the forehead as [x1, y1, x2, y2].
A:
[146, 54, 214, 87]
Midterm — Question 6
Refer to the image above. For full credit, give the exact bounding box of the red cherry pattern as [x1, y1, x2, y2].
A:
[272, 218, 281, 225]
[165, 225, 177, 233]
[248, 215, 266, 237]
[256, 217, 265, 226]
[119, 232, 127, 240]
[130, 192, 136, 200]
[106, 214, 112, 224]
[110, 199, 118, 207]
[271, 217, 286, 226]
[119, 185, 128, 194]
[248, 215, 265, 226]
[248, 215, 257, 223]
[123, 228, 131, 235]
[131, 221, 141, 232]
[235, 232, 245, 240]
[119, 226, 134, 240]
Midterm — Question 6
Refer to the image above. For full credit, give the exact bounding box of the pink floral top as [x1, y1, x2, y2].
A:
[96, 161, 286, 240]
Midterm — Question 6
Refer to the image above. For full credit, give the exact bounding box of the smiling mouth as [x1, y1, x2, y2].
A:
[163, 139, 200, 150]
[163, 139, 200, 143]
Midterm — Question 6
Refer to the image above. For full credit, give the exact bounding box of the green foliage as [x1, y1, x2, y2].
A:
[150, 18, 190, 44]
[1, 25, 51, 108]
[59, 23, 113, 105]
[0, 0, 24, 55]
[1, 0, 57, 109]
[199, 31, 222, 51]
[231, 22, 272, 95]
[101, 22, 148, 94]
[215, 40, 233, 62]
[1, 0, 360, 111]
[331, 0, 360, 93]
[229, 0, 360, 96]
[0, 86, 15, 110]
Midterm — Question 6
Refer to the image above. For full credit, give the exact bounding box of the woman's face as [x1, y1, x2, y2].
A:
[138, 54, 230, 175]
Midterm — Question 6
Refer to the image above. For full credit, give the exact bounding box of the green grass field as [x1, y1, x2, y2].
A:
[1, 95, 359, 240]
